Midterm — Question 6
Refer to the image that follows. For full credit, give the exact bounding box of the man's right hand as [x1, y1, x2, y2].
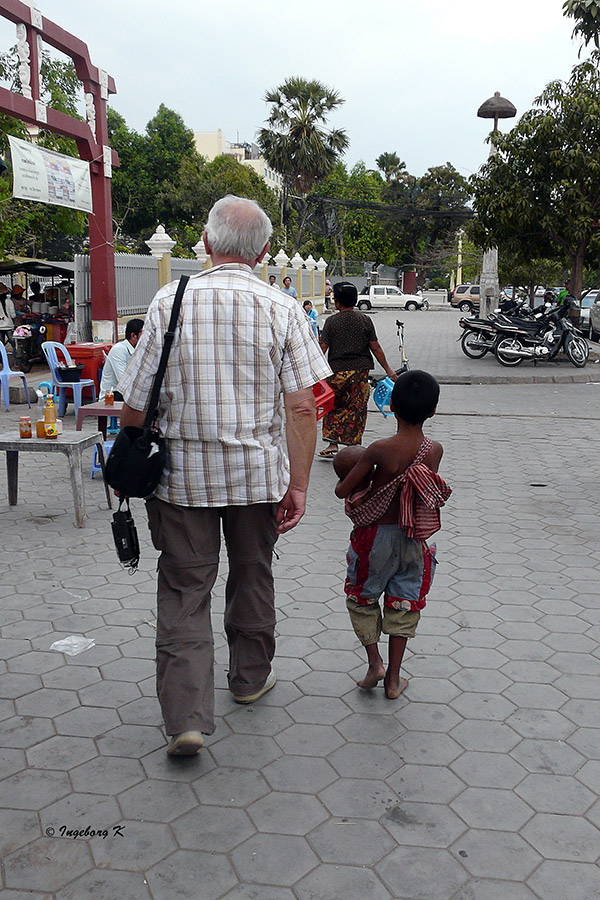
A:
[275, 487, 307, 534]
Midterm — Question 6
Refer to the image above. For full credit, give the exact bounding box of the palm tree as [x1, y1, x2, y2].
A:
[258, 77, 349, 248]
[375, 151, 406, 184]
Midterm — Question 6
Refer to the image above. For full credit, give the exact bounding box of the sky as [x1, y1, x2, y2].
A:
[0, 0, 589, 179]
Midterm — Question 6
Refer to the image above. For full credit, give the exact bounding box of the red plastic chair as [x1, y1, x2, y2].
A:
[313, 380, 335, 421]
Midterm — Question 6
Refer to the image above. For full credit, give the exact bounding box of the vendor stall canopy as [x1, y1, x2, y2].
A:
[0, 260, 74, 279]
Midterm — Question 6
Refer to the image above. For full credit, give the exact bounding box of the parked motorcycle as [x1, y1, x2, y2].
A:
[494, 302, 589, 368]
[458, 295, 540, 359]
[13, 320, 46, 372]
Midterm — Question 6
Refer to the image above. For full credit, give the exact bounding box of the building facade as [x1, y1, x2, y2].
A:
[194, 130, 283, 193]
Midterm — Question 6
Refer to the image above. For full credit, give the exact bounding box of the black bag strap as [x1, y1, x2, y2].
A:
[143, 274, 189, 428]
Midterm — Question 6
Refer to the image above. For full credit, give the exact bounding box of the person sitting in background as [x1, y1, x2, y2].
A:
[99, 318, 144, 400]
[268, 275, 279, 290]
[0, 283, 15, 355]
[10, 284, 26, 315]
[29, 281, 44, 307]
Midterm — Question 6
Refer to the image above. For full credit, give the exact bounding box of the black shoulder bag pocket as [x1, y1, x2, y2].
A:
[105, 275, 189, 498]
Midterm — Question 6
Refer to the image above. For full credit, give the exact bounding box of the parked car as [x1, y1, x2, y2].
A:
[357, 285, 428, 311]
[589, 290, 600, 341]
[450, 284, 480, 313]
[579, 291, 596, 336]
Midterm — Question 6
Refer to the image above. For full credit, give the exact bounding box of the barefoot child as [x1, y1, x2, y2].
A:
[334, 370, 451, 699]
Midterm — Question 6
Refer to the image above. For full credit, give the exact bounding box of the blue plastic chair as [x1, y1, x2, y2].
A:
[91, 440, 114, 479]
[38, 380, 60, 404]
[372, 376, 394, 417]
[0, 342, 31, 411]
[41, 341, 96, 418]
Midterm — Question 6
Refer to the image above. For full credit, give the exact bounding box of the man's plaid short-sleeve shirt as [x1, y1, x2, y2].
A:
[117, 264, 332, 507]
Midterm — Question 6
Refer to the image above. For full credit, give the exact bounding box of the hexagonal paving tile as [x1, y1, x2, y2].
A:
[3, 837, 92, 892]
[521, 813, 600, 861]
[286, 695, 350, 725]
[510, 738, 585, 775]
[450, 829, 541, 879]
[230, 833, 318, 886]
[328, 742, 401, 780]
[54, 867, 151, 900]
[450, 721, 521, 753]
[307, 818, 396, 866]
[146, 848, 237, 900]
[295, 864, 392, 900]
[376, 846, 468, 900]
[450, 787, 533, 831]
[0, 767, 71, 810]
[383, 800, 468, 848]
[224, 705, 293, 736]
[117, 778, 196, 822]
[0, 807, 41, 856]
[505, 709, 576, 741]
[40, 792, 121, 832]
[15, 687, 79, 718]
[261, 754, 338, 794]
[91, 819, 176, 869]
[450, 751, 527, 789]
[247, 790, 328, 835]
[171, 804, 255, 851]
[319, 777, 399, 819]
[275, 723, 345, 757]
[391, 731, 463, 766]
[70, 756, 145, 795]
[193, 766, 269, 807]
[527, 860, 600, 900]
[26, 735, 97, 770]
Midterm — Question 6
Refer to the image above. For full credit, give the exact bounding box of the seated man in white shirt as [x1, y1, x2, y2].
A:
[100, 318, 144, 400]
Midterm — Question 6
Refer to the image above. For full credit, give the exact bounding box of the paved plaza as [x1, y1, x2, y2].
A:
[1, 310, 599, 899]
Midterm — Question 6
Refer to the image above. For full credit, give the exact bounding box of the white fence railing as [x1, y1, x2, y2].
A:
[75, 245, 329, 341]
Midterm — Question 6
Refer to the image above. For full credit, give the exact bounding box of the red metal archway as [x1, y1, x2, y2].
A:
[0, 0, 118, 336]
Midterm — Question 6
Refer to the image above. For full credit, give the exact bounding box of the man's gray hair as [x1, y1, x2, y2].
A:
[205, 195, 272, 261]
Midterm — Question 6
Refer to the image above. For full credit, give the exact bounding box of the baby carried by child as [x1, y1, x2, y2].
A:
[333, 370, 451, 699]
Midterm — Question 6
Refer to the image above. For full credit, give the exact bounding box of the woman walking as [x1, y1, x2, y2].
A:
[318, 282, 396, 457]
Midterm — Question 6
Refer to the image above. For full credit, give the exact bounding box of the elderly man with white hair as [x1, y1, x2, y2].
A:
[118, 195, 331, 756]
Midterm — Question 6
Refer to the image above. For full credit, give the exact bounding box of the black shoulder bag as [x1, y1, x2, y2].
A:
[105, 274, 189, 498]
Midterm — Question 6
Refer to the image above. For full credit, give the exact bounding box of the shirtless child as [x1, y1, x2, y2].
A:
[333, 370, 450, 699]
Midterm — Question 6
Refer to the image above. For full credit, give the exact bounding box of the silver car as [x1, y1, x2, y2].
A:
[580, 292, 595, 337]
[589, 290, 600, 341]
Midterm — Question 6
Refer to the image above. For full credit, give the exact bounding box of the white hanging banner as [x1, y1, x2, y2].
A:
[8, 134, 93, 213]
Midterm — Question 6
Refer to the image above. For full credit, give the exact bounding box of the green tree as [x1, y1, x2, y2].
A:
[258, 77, 349, 249]
[563, 0, 600, 49]
[107, 103, 198, 244]
[0, 47, 87, 259]
[163, 152, 282, 255]
[470, 59, 600, 298]
[375, 151, 406, 184]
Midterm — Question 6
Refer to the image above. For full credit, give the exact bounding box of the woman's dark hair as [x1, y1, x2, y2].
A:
[333, 282, 357, 308]
[391, 370, 439, 424]
[30, 281, 41, 293]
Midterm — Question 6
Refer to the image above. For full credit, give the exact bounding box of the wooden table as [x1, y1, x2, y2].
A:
[0, 430, 112, 527]
[76, 400, 123, 438]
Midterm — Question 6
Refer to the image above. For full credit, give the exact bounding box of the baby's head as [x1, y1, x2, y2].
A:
[391, 370, 439, 424]
[333, 445, 366, 480]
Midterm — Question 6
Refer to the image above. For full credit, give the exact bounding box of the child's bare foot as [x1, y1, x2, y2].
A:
[357, 663, 386, 690]
[384, 673, 408, 699]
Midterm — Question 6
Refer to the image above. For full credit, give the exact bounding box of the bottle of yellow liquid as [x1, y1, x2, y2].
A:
[44, 396, 58, 439]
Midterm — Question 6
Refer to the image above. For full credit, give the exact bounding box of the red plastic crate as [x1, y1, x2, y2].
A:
[313, 380, 335, 421]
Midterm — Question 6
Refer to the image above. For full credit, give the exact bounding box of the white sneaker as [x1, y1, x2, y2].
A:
[233, 669, 276, 704]
[166, 731, 204, 756]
